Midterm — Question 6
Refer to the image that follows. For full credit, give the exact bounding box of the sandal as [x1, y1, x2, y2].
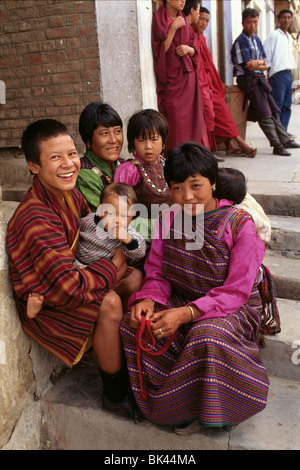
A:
[225, 148, 246, 156]
[244, 147, 257, 158]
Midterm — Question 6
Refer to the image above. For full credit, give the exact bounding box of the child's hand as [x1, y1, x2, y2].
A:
[114, 225, 132, 244]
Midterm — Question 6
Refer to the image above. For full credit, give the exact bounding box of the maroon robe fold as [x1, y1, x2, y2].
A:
[151, 6, 209, 150]
[196, 33, 239, 143]
[192, 27, 216, 150]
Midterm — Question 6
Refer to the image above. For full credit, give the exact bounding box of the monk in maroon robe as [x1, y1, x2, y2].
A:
[193, 8, 257, 157]
[151, 1, 209, 150]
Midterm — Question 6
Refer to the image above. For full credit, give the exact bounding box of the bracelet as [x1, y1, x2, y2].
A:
[187, 305, 194, 321]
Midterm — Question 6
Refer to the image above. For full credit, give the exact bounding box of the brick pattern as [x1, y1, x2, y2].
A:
[0, 0, 101, 154]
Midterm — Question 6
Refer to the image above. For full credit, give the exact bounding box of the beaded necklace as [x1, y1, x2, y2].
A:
[138, 157, 169, 194]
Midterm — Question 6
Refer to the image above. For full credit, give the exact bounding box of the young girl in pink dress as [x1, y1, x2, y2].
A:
[114, 109, 174, 244]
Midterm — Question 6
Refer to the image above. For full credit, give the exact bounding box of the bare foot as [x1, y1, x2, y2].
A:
[27, 293, 44, 318]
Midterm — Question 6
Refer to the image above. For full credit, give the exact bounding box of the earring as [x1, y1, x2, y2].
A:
[212, 186, 216, 191]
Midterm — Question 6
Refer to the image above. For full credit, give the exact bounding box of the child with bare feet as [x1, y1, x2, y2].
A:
[26, 183, 146, 319]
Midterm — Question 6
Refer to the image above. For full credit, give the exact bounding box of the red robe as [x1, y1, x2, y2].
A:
[192, 27, 216, 150]
[196, 33, 239, 143]
[151, 6, 209, 150]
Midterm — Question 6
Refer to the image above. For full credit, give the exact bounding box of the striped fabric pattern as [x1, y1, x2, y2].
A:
[120, 207, 269, 427]
[77, 213, 146, 265]
[231, 32, 266, 77]
[6, 177, 117, 367]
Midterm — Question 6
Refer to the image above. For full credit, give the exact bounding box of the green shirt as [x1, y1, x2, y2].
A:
[76, 149, 120, 212]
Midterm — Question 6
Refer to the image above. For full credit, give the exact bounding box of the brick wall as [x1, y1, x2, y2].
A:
[0, 0, 101, 155]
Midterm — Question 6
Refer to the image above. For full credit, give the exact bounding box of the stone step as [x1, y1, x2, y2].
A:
[267, 215, 300, 254]
[1, 186, 30, 203]
[260, 298, 300, 382]
[248, 182, 300, 217]
[0, 157, 31, 187]
[39, 366, 300, 450]
[263, 251, 300, 301]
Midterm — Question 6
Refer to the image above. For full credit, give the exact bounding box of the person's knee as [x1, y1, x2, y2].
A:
[129, 268, 144, 291]
[99, 290, 123, 324]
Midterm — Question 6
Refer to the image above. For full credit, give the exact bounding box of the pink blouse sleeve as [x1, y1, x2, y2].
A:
[190, 218, 265, 321]
[113, 161, 141, 186]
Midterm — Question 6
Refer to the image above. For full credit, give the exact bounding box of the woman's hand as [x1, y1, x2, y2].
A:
[130, 298, 154, 329]
[150, 306, 192, 338]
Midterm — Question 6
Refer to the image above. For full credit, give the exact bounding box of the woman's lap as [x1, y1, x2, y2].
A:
[120, 303, 269, 427]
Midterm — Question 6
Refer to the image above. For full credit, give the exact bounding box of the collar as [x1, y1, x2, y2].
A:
[278, 27, 290, 37]
[84, 149, 119, 177]
[242, 29, 255, 39]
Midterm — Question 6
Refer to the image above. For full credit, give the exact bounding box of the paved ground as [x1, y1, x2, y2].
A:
[216, 103, 300, 199]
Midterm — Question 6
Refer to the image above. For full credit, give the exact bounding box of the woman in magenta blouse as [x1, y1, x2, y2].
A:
[120, 142, 269, 433]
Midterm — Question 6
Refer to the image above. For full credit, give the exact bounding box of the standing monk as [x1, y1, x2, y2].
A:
[151, 0, 209, 150]
[192, 6, 257, 157]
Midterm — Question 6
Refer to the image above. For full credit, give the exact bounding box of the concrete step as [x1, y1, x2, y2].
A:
[267, 215, 300, 254]
[39, 364, 300, 450]
[248, 182, 300, 217]
[260, 298, 300, 381]
[0, 157, 32, 187]
[263, 251, 300, 301]
[1, 186, 29, 202]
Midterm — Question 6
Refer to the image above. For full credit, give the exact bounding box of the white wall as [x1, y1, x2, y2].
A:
[95, 0, 157, 149]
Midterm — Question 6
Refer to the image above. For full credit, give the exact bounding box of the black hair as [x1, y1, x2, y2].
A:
[126, 109, 168, 154]
[242, 8, 259, 22]
[214, 167, 247, 204]
[200, 6, 210, 14]
[100, 182, 137, 206]
[21, 119, 75, 165]
[278, 9, 293, 19]
[164, 142, 218, 187]
[79, 101, 123, 147]
[183, 0, 200, 16]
